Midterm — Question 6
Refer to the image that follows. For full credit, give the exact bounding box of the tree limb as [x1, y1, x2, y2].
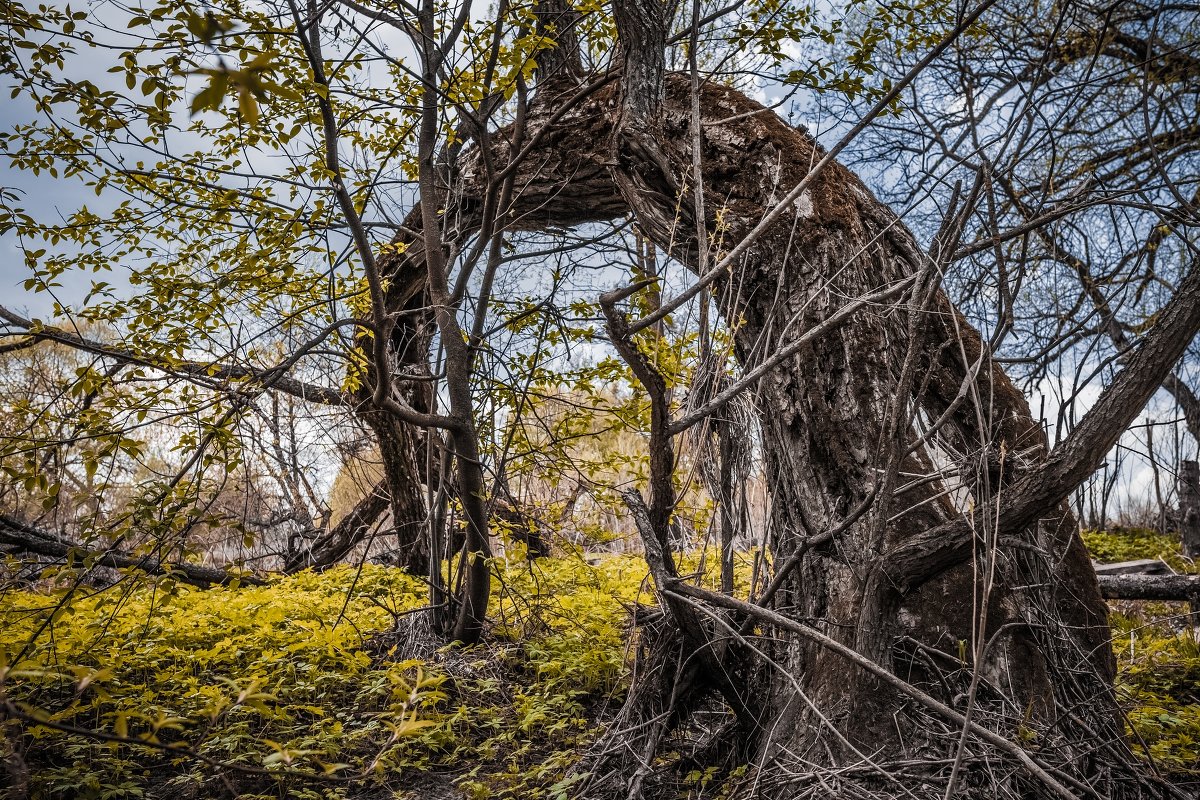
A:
[282, 480, 391, 573]
[0, 513, 265, 587]
[887, 258, 1200, 594]
[1097, 573, 1200, 603]
[0, 306, 348, 407]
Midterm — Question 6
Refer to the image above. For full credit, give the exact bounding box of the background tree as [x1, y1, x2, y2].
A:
[825, 0, 1200, 526]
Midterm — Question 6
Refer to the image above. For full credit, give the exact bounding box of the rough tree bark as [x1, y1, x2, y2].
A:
[584, 68, 1132, 792]
[369, 2, 1200, 794]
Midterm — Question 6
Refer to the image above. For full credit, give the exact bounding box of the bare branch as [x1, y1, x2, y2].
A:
[0, 513, 265, 588]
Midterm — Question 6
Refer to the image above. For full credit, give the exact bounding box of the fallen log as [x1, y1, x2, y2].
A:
[1097, 573, 1200, 603]
[1092, 558, 1171, 576]
[0, 513, 265, 587]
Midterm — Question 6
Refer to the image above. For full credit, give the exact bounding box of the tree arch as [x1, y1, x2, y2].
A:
[356, 2, 1200, 796]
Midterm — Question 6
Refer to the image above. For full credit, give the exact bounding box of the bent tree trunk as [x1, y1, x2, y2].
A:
[608, 79, 1128, 793]
[378, 9, 1168, 796]
[447, 72, 1133, 793]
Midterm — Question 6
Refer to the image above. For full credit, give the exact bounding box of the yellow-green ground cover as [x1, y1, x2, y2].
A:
[1083, 530, 1200, 774]
[1, 536, 1196, 798]
[0, 556, 655, 799]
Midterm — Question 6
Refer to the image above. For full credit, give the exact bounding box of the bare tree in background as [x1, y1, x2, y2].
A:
[830, 0, 1200, 526]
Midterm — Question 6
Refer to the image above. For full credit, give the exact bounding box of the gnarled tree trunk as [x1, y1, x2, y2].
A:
[372, 3, 1195, 793]
[423, 69, 1135, 793]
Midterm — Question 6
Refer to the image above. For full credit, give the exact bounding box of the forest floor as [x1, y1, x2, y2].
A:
[1081, 529, 1200, 776]
[1, 534, 1197, 799]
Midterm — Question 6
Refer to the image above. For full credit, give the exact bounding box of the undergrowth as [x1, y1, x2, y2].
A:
[1085, 528, 1200, 774]
[0, 555, 653, 800]
[3, 533, 1196, 798]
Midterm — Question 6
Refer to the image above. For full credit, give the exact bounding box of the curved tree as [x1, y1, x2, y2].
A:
[363, 1, 1199, 795]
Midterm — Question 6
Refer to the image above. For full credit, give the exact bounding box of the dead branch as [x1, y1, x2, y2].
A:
[0, 513, 265, 588]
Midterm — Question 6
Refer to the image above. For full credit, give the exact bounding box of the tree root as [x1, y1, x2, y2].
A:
[570, 610, 719, 800]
